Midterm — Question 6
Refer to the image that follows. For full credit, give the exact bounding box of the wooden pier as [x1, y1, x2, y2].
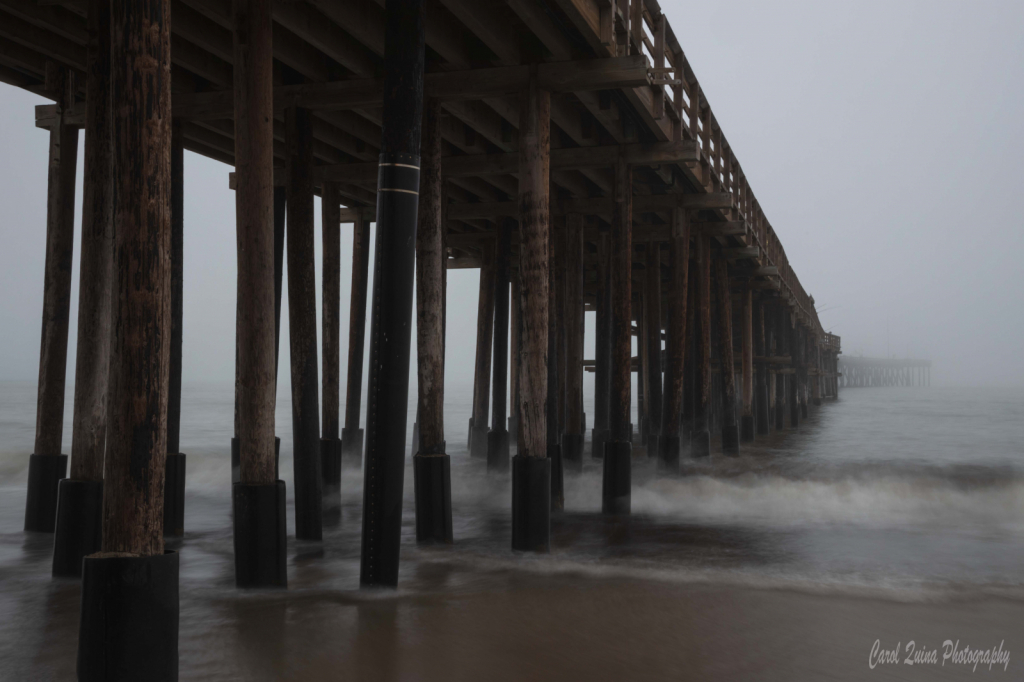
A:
[2, 0, 844, 676]
[838, 356, 931, 388]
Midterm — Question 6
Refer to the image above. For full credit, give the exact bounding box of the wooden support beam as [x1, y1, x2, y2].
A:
[24, 63, 77, 534]
[691, 232, 712, 455]
[171, 55, 651, 119]
[643, 239, 663, 452]
[320, 139, 697, 182]
[341, 212, 371, 468]
[285, 105, 323, 541]
[100, 0, 171, 556]
[603, 155, 632, 514]
[469, 248, 495, 458]
[321, 181, 341, 441]
[413, 96, 452, 543]
[659, 206, 688, 466]
[69, 0, 111, 485]
[740, 286, 754, 442]
[512, 70, 551, 551]
[488, 217, 513, 469]
[562, 212, 585, 465]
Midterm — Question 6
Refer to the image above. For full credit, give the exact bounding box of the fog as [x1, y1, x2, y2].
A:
[1, 0, 1022, 394]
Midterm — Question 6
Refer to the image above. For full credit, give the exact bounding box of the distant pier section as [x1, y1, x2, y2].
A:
[838, 357, 931, 387]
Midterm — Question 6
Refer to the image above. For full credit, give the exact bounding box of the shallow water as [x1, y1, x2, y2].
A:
[1, 383, 1021, 680]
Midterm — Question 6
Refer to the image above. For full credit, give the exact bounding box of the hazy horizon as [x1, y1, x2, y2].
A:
[2, 0, 1023, 394]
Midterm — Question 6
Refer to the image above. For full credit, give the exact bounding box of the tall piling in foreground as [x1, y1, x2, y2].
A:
[320, 181, 343, 525]
[660, 207, 689, 471]
[231, 0, 286, 589]
[602, 157, 633, 514]
[53, 0, 111, 576]
[286, 105, 323, 541]
[513, 71, 551, 551]
[488, 219, 512, 472]
[714, 258, 739, 454]
[413, 98, 452, 544]
[691, 233, 712, 457]
[77, 2, 178, 678]
[360, 0, 424, 586]
[561, 213, 585, 471]
[25, 63, 77, 534]
[342, 212, 370, 468]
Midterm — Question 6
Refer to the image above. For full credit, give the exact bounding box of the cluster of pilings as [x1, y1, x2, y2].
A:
[837, 357, 931, 388]
[9, 0, 845, 678]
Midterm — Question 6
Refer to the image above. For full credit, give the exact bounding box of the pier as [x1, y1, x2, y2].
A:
[838, 357, 931, 388]
[2, 0, 842, 677]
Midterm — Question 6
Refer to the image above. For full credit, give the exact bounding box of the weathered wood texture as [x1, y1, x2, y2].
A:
[34, 63, 78, 459]
[69, 0, 111, 482]
[516, 77, 550, 460]
[609, 158, 632, 443]
[101, 0, 171, 556]
[167, 118, 183, 454]
[273, 185, 286, 378]
[416, 98, 445, 453]
[343, 213, 370, 432]
[661, 207, 689, 439]
[285, 104, 322, 540]
[321, 181, 341, 439]
[233, 0, 277, 485]
[563, 212, 584, 435]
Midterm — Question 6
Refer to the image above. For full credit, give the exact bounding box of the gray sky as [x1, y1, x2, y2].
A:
[1, 0, 1022, 390]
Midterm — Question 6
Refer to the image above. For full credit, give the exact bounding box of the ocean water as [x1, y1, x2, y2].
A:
[1, 382, 1022, 680]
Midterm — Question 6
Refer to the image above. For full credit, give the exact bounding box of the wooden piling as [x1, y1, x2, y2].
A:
[660, 207, 689, 469]
[24, 63, 78, 532]
[713, 257, 739, 454]
[78, 5, 178, 673]
[163, 119, 186, 536]
[321, 180, 342, 523]
[342, 211, 370, 468]
[740, 286, 754, 442]
[488, 218, 512, 472]
[413, 97, 452, 544]
[232, 0, 278, 487]
[643, 239, 663, 457]
[321, 182, 342, 442]
[231, 0, 285, 589]
[285, 105, 323, 541]
[592, 227, 611, 458]
[470, 249, 495, 457]
[101, 0, 172, 558]
[53, 0, 111, 572]
[70, 1, 112, 485]
[562, 212, 585, 469]
[548, 214, 564, 509]
[512, 71, 551, 551]
[691, 233, 712, 456]
[509, 268, 521, 441]
[754, 297, 770, 435]
[602, 156, 632, 514]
